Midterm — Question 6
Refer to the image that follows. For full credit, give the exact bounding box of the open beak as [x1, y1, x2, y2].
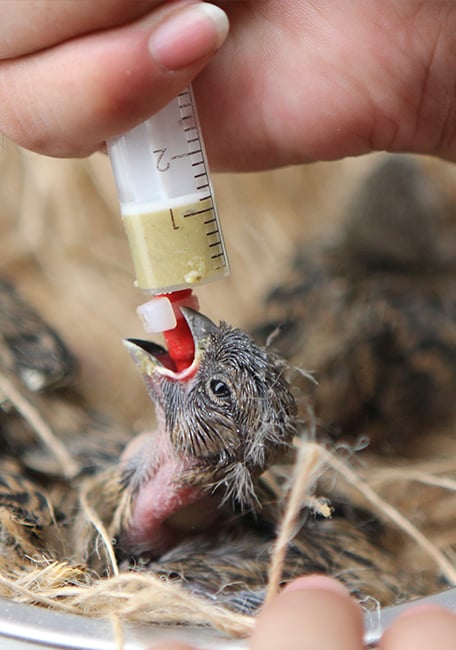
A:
[123, 308, 219, 380]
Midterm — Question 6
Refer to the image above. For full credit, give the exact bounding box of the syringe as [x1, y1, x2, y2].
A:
[108, 85, 229, 295]
[108, 86, 229, 369]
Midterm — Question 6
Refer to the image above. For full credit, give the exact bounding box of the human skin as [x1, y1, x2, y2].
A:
[151, 575, 456, 650]
[0, 1, 456, 169]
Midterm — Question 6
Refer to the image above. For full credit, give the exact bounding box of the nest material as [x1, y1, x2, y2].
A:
[0, 141, 456, 637]
[0, 419, 454, 637]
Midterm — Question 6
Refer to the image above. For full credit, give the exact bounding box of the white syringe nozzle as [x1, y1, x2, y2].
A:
[137, 296, 176, 333]
[137, 291, 200, 333]
[108, 86, 229, 295]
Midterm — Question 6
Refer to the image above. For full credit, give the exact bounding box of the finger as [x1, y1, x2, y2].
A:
[379, 606, 456, 650]
[0, 2, 229, 157]
[0, 0, 158, 59]
[150, 642, 194, 650]
[250, 576, 364, 650]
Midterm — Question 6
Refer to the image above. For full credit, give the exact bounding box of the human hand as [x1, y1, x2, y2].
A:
[196, 0, 456, 170]
[0, 0, 229, 157]
[1, 1, 456, 169]
[153, 575, 456, 650]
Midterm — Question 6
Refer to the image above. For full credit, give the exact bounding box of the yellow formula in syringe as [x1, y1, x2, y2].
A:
[108, 87, 229, 295]
[122, 194, 225, 291]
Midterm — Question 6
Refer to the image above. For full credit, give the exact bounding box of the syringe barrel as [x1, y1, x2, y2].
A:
[108, 86, 229, 294]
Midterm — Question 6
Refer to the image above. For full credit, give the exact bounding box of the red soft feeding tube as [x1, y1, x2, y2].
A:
[160, 289, 199, 372]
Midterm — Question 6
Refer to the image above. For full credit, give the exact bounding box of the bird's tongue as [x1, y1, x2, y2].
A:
[162, 314, 195, 373]
[161, 290, 198, 373]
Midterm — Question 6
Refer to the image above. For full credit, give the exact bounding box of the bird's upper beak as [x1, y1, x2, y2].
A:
[123, 308, 218, 381]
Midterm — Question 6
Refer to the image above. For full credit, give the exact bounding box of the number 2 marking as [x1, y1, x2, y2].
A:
[153, 148, 196, 172]
[153, 149, 170, 172]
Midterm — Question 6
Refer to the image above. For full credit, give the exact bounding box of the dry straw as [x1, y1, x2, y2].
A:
[0, 435, 455, 639]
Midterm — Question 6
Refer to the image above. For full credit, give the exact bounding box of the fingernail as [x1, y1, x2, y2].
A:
[283, 575, 351, 597]
[149, 2, 229, 71]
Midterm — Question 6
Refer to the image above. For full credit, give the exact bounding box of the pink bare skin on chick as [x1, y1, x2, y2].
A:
[120, 427, 220, 556]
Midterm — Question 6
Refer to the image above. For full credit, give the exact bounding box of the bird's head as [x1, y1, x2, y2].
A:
[119, 308, 297, 558]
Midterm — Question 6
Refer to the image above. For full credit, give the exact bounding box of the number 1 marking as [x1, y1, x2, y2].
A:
[169, 208, 179, 230]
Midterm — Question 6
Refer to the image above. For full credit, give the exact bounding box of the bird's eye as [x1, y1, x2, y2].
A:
[208, 378, 231, 399]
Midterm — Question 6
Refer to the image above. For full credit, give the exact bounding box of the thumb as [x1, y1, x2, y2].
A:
[0, 2, 229, 157]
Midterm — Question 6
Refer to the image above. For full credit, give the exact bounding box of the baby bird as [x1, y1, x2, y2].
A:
[0, 279, 75, 392]
[80, 308, 298, 562]
[254, 156, 456, 452]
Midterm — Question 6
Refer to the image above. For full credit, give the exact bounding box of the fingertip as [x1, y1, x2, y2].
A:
[282, 574, 351, 597]
[379, 606, 456, 649]
[395, 602, 453, 620]
[251, 576, 363, 650]
[149, 641, 194, 650]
